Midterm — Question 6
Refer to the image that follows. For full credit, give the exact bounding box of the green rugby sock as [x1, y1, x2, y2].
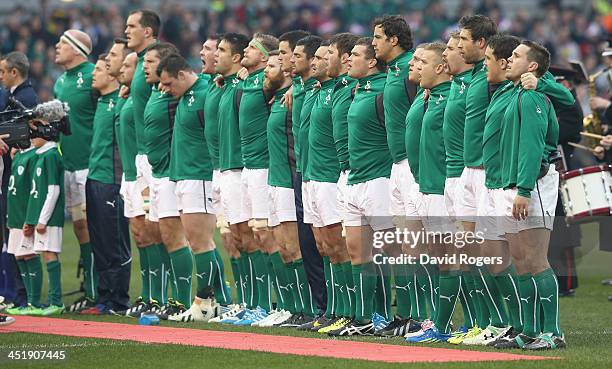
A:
[194, 250, 219, 292]
[287, 261, 303, 313]
[80, 242, 98, 300]
[417, 264, 437, 320]
[26, 256, 42, 306]
[477, 266, 509, 327]
[533, 268, 562, 336]
[17, 260, 31, 304]
[230, 257, 243, 305]
[294, 259, 316, 316]
[434, 271, 461, 334]
[340, 261, 354, 317]
[213, 248, 232, 305]
[353, 262, 377, 323]
[374, 260, 392, 321]
[494, 265, 522, 331]
[250, 250, 271, 311]
[137, 246, 151, 302]
[157, 244, 173, 303]
[146, 244, 163, 303]
[471, 267, 491, 328]
[458, 275, 475, 328]
[393, 264, 412, 319]
[517, 274, 539, 337]
[323, 257, 333, 318]
[331, 263, 344, 317]
[46, 260, 62, 306]
[411, 265, 427, 321]
[169, 247, 194, 308]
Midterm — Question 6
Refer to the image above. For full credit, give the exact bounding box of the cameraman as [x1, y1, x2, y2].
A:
[0, 51, 38, 310]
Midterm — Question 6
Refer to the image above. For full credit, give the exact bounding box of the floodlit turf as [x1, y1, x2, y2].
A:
[1, 222, 611, 368]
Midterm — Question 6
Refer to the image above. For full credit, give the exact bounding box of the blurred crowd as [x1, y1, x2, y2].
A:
[0, 0, 610, 103]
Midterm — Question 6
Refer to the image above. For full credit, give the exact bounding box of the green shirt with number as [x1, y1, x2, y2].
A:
[53, 61, 96, 171]
[88, 89, 121, 185]
[7, 148, 37, 228]
[170, 75, 213, 181]
[25, 145, 65, 227]
[144, 86, 177, 179]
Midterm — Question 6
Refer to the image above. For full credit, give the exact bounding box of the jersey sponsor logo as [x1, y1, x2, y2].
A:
[364, 80, 371, 90]
[324, 92, 332, 105]
[536, 106, 542, 114]
[107, 99, 115, 112]
[17, 166, 24, 175]
[232, 78, 239, 86]
[187, 93, 195, 107]
[392, 62, 401, 77]
[459, 81, 466, 95]
[36, 167, 42, 177]
[253, 75, 260, 86]
[436, 94, 445, 105]
[105, 200, 116, 208]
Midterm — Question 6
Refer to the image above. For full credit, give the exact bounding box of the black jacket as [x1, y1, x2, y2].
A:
[9, 79, 38, 108]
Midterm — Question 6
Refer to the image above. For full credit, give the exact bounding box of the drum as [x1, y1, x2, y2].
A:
[560, 165, 612, 223]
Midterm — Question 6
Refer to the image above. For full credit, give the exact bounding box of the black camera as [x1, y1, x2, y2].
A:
[0, 97, 71, 149]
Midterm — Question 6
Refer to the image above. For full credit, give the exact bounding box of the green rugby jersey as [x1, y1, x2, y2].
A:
[383, 50, 414, 163]
[218, 74, 244, 171]
[88, 89, 121, 185]
[267, 86, 294, 188]
[419, 81, 451, 195]
[25, 144, 65, 227]
[308, 78, 338, 183]
[53, 61, 96, 171]
[332, 75, 356, 172]
[239, 69, 270, 169]
[143, 86, 176, 179]
[204, 75, 223, 170]
[347, 72, 392, 185]
[7, 148, 37, 228]
[297, 78, 319, 181]
[500, 86, 558, 198]
[463, 59, 488, 167]
[170, 75, 213, 181]
[131, 45, 155, 155]
[404, 88, 426, 184]
[116, 95, 138, 181]
[443, 69, 472, 178]
[483, 73, 573, 190]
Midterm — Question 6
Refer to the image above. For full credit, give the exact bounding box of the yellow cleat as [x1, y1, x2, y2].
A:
[448, 326, 482, 345]
[318, 317, 348, 333]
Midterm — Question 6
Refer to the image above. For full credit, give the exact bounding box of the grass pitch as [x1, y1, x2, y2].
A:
[1, 222, 611, 368]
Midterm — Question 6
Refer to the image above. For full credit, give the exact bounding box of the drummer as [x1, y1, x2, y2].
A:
[589, 46, 612, 163]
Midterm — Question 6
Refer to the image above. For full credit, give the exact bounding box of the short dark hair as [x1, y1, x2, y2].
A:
[97, 53, 108, 62]
[130, 9, 161, 38]
[355, 37, 386, 72]
[220, 33, 250, 58]
[295, 35, 322, 59]
[269, 50, 280, 57]
[157, 53, 192, 78]
[373, 15, 413, 51]
[488, 34, 521, 60]
[278, 30, 311, 50]
[320, 39, 331, 47]
[458, 14, 497, 43]
[148, 42, 179, 60]
[423, 42, 446, 64]
[113, 38, 131, 58]
[330, 33, 360, 56]
[2, 51, 29, 78]
[522, 40, 551, 78]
